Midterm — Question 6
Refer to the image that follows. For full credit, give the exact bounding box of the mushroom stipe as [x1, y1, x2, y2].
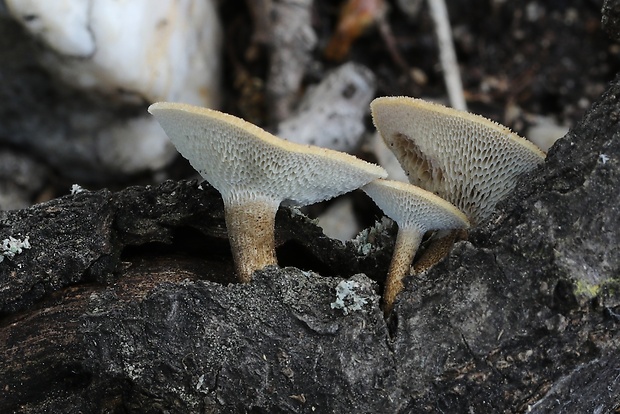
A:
[362, 179, 469, 315]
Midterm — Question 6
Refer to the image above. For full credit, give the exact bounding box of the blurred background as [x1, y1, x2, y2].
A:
[0, 0, 618, 237]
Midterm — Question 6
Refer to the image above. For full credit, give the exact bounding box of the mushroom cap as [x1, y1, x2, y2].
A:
[362, 179, 470, 233]
[149, 102, 387, 205]
[371, 96, 546, 225]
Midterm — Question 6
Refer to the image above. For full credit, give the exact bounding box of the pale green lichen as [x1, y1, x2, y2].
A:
[70, 184, 86, 195]
[351, 217, 391, 255]
[599, 153, 610, 164]
[574, 278, 620, 300]
[331, 280, 368, 315]
[288, 206, 320, 225]
[0, 236, 31, 263]
[574, 279, 601, 298]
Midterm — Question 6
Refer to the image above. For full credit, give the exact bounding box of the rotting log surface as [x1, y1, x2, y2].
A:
[1, 71, 619, 412]
[2, 41, 620, 414]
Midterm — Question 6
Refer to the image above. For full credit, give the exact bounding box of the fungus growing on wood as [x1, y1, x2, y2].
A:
[362, 179, 469, 315]
[370, 97, 545, 225]
[371, 96, 546, 273]
[149, 102, 387, 283]
[371, 96, 546, 225]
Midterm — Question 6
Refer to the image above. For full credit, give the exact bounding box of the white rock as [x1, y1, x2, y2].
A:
[6, 0, 222, 107]
[277, 63, 375, 153]
[6, 0, 222, 175]
[525, 116, 569, 152]
[96, 117, 176, 174]
[316, 197, 360, 242]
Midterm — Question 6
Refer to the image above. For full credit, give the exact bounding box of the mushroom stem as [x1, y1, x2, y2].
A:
[412, 228, 461, 274]
[224, 199, 279, 283]
[383, 226, 423, 316]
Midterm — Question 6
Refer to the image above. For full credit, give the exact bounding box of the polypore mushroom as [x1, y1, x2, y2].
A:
[371, 96, 546, 225]
[362, 179, 469, 315]
[149, 102, 387, 283]
[371, 96, 546, 271]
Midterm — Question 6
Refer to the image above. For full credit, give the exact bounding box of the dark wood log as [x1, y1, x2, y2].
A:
[2, 3, 620, 412]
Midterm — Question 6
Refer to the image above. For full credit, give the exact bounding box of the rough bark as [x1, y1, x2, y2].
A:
[603, 0, 620, 42]
[2, 10, 620, 414]
[2, 72, 619, 410]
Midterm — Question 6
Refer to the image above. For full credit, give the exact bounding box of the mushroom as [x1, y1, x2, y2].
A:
[371, 96, 546, 270]
[148, 102, 387, 282]
[371, 96, 546, 225]
[362, 179, 470, 315]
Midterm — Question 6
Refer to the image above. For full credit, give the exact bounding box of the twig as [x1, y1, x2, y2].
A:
[427, 0, 467, 111]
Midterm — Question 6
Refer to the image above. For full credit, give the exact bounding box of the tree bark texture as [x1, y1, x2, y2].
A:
[2, 12, 620, 414]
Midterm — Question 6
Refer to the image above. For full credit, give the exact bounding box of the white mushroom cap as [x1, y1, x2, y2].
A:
[148, 102, 387, 283]
[371, 96, 546, 225]
[362, 179, 469, 235]
[149, 102, 387, 206]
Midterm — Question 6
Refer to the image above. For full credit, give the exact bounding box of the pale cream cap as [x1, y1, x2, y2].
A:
[371, 96, 545, 225]
[363, 179, 470, 233]
[149, 102, 387, 206]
